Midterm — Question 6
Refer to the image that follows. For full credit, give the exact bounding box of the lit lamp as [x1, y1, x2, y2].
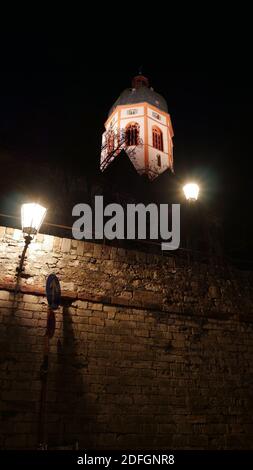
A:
[21, 203, 47, 238]
[16, 203, 47, 276]
[183, 183, 199, 202]
[182, 183, 200, 256]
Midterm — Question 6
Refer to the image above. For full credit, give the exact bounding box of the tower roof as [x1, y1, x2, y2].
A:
[108, 75, 168, 117]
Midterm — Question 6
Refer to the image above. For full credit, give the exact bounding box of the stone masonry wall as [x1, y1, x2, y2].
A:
[1, 225, 253, 449]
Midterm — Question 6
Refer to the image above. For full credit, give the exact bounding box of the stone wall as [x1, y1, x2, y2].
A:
[1, 226, 253, 449]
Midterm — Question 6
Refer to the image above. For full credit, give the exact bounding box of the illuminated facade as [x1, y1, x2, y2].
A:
[100, 75, 174, 180]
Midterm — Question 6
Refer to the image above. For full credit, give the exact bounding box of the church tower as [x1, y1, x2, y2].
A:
[100, 74, 174, 180]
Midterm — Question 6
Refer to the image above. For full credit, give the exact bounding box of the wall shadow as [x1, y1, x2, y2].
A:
[48, 299, 94, 448]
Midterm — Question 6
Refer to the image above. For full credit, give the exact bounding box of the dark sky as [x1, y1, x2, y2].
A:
[0, 29, 252, 260]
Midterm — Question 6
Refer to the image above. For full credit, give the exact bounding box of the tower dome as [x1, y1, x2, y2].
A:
[108, 75, 168, 117]
[101, 74, 174, 180]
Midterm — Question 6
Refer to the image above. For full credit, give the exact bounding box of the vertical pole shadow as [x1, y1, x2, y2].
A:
[49, 299, 92, 448]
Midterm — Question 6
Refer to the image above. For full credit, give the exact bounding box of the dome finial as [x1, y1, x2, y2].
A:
[132, 71, 149, 89]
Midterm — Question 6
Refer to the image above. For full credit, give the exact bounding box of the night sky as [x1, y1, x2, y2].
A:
[0, 30, 252, 261]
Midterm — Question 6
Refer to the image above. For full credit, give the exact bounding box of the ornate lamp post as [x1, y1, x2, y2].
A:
[182, 183, 200, 259]
[16, 203, 47, 276]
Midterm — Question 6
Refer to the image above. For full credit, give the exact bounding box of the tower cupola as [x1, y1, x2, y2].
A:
[100, 75, 174, 180]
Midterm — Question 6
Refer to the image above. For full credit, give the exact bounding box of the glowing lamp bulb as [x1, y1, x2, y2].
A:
[183, 183, 199, 202]
[21, 203, 47, 237]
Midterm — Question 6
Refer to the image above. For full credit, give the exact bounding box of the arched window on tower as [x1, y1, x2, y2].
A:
[152, 126, 163, 151]
[107, 130, 115, 154]
[125, 123, 140, 146]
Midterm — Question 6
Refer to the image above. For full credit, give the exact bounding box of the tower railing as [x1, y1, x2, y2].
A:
[100, 128, 143, 172]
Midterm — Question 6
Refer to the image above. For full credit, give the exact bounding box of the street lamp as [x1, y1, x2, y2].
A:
[182, 183, 200, 258]
[21, 203, 47, 238]
[183, 183, 199, 202]
[16, 203, 47, 276]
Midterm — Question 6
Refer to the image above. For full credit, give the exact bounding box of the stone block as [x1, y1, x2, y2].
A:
[61, 238, 71, 253]
[0, 291, 10, 301]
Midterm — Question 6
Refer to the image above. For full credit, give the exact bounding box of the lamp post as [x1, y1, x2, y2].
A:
[182, 183, 200, 260]
[16, 203, 47, 276]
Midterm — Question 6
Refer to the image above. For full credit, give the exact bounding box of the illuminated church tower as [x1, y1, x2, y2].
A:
[100, 74, 174, 180]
